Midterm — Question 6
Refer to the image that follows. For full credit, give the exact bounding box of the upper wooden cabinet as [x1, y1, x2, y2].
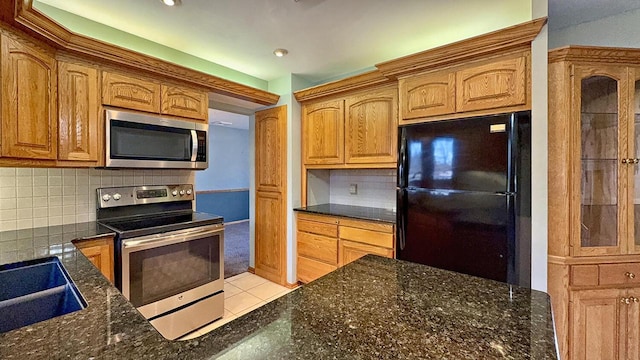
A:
[102, 71, 161, 113]
[102, 71, 208, 121]
[303, 100, 344, 165]
[161, 84, 208, 120]
[345, 87, 398, 164]
[0, 32, 57, 160]
[398, 54, 529, 124]
[58, 62, 101, 163]
[302, 85, 397, 167]
[399, 69, 456, 119]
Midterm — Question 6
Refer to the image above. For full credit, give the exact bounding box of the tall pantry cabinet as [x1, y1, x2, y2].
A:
[548, 46, 640, 360]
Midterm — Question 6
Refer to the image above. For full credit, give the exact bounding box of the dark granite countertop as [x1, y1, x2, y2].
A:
[294, 203, 396, 223]
[0, 223, 557, 359]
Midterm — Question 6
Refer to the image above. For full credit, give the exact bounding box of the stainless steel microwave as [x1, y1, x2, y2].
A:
[105, 109, 208, 169]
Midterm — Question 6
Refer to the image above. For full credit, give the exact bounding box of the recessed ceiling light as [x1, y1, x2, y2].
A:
[273, 48, 288, 57]
[161, 0, 181, 6]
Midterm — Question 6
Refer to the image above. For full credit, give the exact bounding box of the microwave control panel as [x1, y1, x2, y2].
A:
[196, 131, 207, 162]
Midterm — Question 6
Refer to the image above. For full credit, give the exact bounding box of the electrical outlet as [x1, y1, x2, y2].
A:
[349, 184, 358, 195]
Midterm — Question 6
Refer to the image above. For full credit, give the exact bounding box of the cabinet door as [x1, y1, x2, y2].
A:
[1, 33, 57, 159]
[254, 105, 287, 285]
[625, 288, 640, 360]
[58, 62, 100, 162]
[338, 239, 393, 267]
[297, 256, 336, 283]
[344, 87, 398, 164]
[102, 71, 160, 113]
[255, 105, 287, 193]
[160, 84, 208, 121]
[73, 237, 114, 283]
[629, 68, 640, 255]
[456, 56, 527, 113]
[399, 69, 456, 121]
[303, 100, 344, 165]
[571, 289, 626, 360]
[255, 191, 286, 284]
[572, 66, 628, 256]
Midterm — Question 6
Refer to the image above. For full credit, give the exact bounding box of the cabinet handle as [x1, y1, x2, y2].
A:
[634, 297, 640, 303]
[621, 297, 631, 305]
[622, 159, 629, 164]
[635, 159, 640, 164]
[626, 272, 636, 279]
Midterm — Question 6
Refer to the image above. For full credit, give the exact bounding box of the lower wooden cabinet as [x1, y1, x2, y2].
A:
[296, 212, 395, 283]
[73, 236, 114, 283]
[570, 288, 640, 360]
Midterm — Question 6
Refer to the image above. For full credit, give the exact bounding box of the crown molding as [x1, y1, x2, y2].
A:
[293, 70, 393, 102]
[6, 0, 279, 106]
[549, 45, 640, 65]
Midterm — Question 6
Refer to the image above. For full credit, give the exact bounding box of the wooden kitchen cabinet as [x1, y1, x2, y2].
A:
[102, 71, 209, 121]
[302, 99, 344, 165]
[254, 106, 288, 286]
[344, 87, 397, 164]
[102, 71, 161, 113]
[161, 84, 208, 121]
[73, 236, 114, 283]
[570, 288, 640, 360]
[296, 212, 394, 283]
[301, 85, 397, 167]
[548, 46, 640, 360]
[57, 61, 101, 163]
[0, 32, 57, 160]
[398, 53, 529, 125]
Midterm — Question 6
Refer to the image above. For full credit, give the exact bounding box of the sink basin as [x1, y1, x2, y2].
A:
[0, 257, 87, 333]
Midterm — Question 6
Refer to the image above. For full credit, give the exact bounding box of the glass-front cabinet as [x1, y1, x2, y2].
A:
[573, 65, 640, 256]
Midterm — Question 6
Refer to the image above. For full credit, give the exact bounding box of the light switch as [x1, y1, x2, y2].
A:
[349, 184, 357, 195]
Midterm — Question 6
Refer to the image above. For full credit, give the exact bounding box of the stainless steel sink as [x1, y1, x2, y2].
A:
[0, 257, 86, 333]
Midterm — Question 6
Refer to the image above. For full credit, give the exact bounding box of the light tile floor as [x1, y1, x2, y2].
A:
[179, 272, 297, 340]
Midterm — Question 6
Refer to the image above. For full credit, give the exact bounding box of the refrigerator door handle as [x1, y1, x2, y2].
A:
[397, 187, 407, 252]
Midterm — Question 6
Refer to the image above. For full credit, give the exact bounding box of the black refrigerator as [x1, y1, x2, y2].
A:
[396, 111, 531, 287]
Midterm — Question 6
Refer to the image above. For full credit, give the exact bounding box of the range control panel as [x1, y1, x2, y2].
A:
[97, 184, 194, 209]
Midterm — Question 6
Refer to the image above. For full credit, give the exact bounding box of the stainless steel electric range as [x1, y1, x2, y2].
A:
[96, 184, 224, 340]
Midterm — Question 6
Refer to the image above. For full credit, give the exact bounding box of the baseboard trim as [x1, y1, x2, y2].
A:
[247, 266, 255, 274]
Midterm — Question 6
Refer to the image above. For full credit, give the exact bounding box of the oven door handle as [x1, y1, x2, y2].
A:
[122, 224, 223, 252]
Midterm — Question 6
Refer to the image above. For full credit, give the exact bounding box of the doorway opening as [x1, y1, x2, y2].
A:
[195, 109, 250, 279]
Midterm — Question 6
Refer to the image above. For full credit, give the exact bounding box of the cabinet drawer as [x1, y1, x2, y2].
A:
[297, 256, 337, 284]
[297, 219, 338, 238]
[599, 263, 640, 286]
[339, 226, 394, 249]
[297, 231, 338, 265]
[570, 265, 599, 286]
[339, 218, 393, 233]
[296, 212, 339, 225]
[102, 71, 161, 113]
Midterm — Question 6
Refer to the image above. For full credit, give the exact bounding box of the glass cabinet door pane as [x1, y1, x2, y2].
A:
[580, 76, 618, 247]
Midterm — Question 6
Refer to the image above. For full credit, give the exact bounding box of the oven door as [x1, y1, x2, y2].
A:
[121, 224, 223, 319]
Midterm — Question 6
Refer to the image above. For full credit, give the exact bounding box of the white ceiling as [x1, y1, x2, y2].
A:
[35, 0, 531, 83]
[548, 0, 640, 30]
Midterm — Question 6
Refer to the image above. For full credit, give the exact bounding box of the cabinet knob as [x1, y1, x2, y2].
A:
[626, 272, 636, 279]
[635, 159, 640, 164]
[622, 159, 628, 164]
[634, 297, 640, 303]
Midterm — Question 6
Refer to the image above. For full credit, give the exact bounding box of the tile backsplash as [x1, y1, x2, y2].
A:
[329, 169, 396, 210]
[0, 168, 193, 231]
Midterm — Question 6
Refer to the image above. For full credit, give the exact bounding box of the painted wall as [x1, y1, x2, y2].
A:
[0, 168, 193, 231]
[195, 126, 249, 191]
[33, 2, 267, 90]
[549, 8, 640, 49]
[195, 125, 250, 222]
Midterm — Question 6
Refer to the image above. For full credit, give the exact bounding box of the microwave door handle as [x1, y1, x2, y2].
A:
[191, 130, 198, 162]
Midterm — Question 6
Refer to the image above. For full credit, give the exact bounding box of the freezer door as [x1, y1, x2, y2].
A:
[397, 188, 515, 283]
[403, 114, 510, 193]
